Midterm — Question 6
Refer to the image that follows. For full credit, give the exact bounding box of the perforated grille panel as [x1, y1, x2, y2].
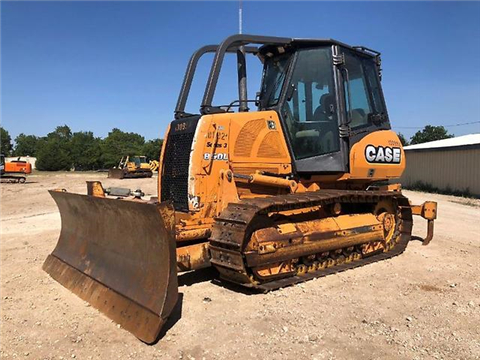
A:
[234, 119, 266, 157]
[161, 116, 200, 212]
[258, 131, 287, 158]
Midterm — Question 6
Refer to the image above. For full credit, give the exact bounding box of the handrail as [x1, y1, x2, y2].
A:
[174, 41, 260, 119]
[200, 34, 291, 114]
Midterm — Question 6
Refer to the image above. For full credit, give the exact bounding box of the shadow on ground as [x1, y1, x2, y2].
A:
[177, 267, 218, 287]
[155, 293, 184, 343]
[178, 266, 264, 295]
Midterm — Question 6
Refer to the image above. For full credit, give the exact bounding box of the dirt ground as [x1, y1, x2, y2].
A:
[1, 172, 479, 360]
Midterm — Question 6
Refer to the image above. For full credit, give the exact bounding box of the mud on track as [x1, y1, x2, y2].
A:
[1, 172, 479, 359]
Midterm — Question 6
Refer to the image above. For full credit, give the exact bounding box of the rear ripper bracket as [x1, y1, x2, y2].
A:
[403, 201, 437, 245]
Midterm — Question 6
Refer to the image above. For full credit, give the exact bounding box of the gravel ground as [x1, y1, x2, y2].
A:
[1, 172, 479, 360]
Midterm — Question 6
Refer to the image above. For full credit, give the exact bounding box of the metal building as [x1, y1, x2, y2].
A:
[400, 134, 480, 197]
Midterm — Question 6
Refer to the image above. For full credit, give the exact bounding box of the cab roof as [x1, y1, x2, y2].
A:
[258, 38, 380, 58]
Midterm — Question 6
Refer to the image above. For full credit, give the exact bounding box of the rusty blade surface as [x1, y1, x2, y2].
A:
[43, 190, 178, 344]
[108, 168, 125, 179]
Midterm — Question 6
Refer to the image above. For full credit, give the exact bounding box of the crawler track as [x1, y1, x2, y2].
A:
[209, 190, 413, 291]
[1, 175, 26, 183]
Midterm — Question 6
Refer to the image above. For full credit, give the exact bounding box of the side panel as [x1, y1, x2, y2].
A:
[187, 110, 292, 216]
[230, 111, 291, 168]
[349, 130, 405, 179]
[164, 110, 292, 243]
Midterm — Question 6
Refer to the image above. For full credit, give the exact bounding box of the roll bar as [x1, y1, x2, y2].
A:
[174, 34, 292, 119]
[173, 34, 384, 119]
[174, 44, 259, 118]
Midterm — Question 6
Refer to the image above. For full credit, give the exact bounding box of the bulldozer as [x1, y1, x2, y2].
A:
[43, 35, 437, 343]
[108, 155, 153, 179]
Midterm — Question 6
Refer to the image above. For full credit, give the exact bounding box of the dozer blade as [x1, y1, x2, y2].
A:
[43, 190, 178, 344]
[108, 168, 125, 179]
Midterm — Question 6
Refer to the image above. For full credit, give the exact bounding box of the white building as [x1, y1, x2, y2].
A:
[400, 134, 480, 197]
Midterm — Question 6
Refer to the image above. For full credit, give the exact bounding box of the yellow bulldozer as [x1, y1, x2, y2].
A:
[43, 35, 437, 343]
[108, 155, 153, 179]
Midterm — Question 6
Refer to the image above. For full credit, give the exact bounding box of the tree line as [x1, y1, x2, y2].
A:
[397, 125, 453, 146]
[0, 125, 163, 171]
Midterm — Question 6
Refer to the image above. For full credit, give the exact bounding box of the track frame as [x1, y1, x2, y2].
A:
[209, 190, 413, 291]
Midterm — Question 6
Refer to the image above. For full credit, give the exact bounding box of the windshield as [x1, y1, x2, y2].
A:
[260, 54, 292, 108]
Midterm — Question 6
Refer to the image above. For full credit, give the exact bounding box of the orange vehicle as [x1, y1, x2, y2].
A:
[43, 35, 437, 343]
[0, 155, 32, 183]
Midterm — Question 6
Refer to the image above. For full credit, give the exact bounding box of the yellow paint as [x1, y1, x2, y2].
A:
[349, 130, 405, 179]
[157, 113, 409, 245]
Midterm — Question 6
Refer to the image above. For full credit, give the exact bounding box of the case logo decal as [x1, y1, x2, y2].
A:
[365, 145, 401, 164]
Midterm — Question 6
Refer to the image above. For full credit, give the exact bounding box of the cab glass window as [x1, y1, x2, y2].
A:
[282, 47, 340, 160]
[261, 54, 292, 107]
[343, 50, 387, 129]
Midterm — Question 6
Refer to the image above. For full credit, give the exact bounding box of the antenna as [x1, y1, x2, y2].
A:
[239, 0, 243, 34]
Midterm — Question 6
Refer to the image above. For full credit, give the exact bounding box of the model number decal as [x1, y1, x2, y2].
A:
[206, 131, 228, 140]
[203, 153, 228, 161]
[206, 141, 228, 148]
[174, 122, 187, 132]
[365, 145, 401, 164]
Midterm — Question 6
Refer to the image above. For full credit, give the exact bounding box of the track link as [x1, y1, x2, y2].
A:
[1, 175, 26, 183]
[209, 190, 413, 291]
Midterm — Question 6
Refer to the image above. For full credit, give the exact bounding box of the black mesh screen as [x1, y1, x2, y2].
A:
[161, 116, 200, 212]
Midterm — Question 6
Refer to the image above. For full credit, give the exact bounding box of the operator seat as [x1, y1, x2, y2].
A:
[313, 93, 335, 122]
[313, 93, 339, 153]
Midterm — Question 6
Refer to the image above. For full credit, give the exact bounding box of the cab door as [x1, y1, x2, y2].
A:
[279, 46, 348, 174]
[338, 46, 391, 150]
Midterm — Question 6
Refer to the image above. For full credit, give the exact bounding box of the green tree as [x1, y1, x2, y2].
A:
[410, 125, 454, 145]
[142, 138, 164, 161]
[70, 131, 102, 170]
[100, 128, 145, 168]
[35, 137, 72, 171]
[35, 125, 73, 171]
[13, 134, 39, 157]
[397, 132, 409, 146]
[52, 125, 72, 140]
[1, 126, 13, 155]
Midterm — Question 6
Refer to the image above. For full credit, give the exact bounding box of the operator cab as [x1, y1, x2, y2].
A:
[258, 40, 390, 173]
[172, 35, 391, 175]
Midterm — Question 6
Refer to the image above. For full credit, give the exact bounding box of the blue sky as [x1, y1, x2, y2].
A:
[1, 1, 479, 141]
